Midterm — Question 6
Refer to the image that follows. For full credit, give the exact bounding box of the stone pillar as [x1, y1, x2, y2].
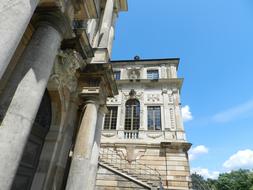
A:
[107, 12, 117, 57]
[0, 0, 39, 80]
[0, 20, 63, 189]
[66, 100, 99, 190]
[86, 106, 107, 190]
[98, 0, 114, 48]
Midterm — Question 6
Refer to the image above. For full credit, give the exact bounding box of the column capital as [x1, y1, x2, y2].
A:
[32, 9, 73, 39]
[84, 99, 99, 105]
[79, 98, 100, 110]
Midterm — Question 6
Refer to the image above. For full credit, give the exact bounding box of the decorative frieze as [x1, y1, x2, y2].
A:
[144, 93, 163, 104]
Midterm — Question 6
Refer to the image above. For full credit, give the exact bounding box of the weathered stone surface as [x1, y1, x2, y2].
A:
[0, 23, 61, 190]
[0, 0, 39, 79]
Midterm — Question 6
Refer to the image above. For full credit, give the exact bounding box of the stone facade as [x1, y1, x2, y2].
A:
[0, 0, 127, 190]
[97, 59, 191, 190]
[0, 1, 192, 190]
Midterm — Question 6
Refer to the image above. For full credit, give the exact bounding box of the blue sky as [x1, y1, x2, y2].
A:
[112, 0, 253, 178]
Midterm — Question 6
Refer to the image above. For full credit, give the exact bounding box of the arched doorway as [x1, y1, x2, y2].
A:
[11, 90, 52, 190]
[124, 99, 140, 139]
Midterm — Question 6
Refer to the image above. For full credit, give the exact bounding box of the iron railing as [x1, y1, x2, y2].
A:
[99, 148, 163, 188]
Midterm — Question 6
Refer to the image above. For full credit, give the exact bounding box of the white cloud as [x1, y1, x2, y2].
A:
[223, 149, 253, 170]
[191, 167, 220, 179]
[189, 145, 208, 161]
[181, 105, 193, 122]
[212, 99, 253, 123]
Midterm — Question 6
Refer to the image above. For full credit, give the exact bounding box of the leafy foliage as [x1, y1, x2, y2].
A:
[191, 169, 253, 190]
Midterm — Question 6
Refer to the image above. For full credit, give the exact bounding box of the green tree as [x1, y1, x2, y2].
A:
[191, 173, 212, 190]
[216, 169, 253, 190]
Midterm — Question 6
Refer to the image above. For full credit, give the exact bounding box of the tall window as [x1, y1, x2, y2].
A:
[147, 106, 161, 130]
[147, 70, 159, 79]
[104, 107, 118, 130]
[124, 99, 140, 130]
[114, 71, 121, 80]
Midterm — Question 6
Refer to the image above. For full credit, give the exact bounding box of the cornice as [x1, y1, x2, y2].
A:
[116, 78, 184, 90]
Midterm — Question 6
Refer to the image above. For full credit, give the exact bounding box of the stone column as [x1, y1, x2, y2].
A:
[86, 106, 107, 190]
[0, 21, 63, 190]
[98, 0, 114, 48]
[66, 100, 99, 190]
[0, 0, 39, 80]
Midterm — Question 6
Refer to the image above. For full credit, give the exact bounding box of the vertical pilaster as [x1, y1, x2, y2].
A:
[0, 0, 39, 79]
[173, 90, 184, 131]
[107, 12, 117, 57]
[98, 0, 114, 48]
[66, 100, 99, 190]
[86, 106, 107, 190]
[0, 21, 62, 190]
[162, 89, 170, 131]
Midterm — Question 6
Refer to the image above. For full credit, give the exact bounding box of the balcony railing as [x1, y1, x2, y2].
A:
[101, 130, 181, 142]
[124, 130, 139, 139]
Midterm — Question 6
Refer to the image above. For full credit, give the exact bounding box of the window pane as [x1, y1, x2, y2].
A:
[103, 106, 118, 130]
[147, 70, 159, 79]
[147, 106, 161, 130]
[114, 71, 121, 80]
[124, 99, 140, 130]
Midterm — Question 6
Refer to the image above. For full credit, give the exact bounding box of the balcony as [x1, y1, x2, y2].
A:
[101, 130, 175, 141]
[124, 130, 139, 139]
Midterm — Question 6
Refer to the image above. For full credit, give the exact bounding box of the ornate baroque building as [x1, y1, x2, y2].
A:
[0, 0, 191, 190]
[96, 58, 191, 190]
[0, 0, 127, 190]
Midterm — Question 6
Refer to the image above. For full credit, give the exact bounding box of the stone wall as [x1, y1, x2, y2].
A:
[96, 167, 149, 190]
[96, 145, 190, 190]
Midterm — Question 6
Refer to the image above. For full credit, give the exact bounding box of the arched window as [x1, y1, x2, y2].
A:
[124, 99, 140, 131]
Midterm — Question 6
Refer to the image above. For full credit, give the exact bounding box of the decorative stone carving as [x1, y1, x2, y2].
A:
[145, 93, 163, 104]
[146, 133, 163, 139]
[126, 66, 142, 80]
[115, 146, 146, 163]
[147, 94, 160, 102]
[49, 49, 85, 110]
[102, 132, 116, 138]
[166, 89, 173, 103]
[122, 90, 143, 101]
[170, 108, 176, 129]
[107, 95, 120, 104]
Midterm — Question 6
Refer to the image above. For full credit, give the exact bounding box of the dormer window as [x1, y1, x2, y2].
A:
[114, 71, 121, 80]
[147, 70, 159, 80]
